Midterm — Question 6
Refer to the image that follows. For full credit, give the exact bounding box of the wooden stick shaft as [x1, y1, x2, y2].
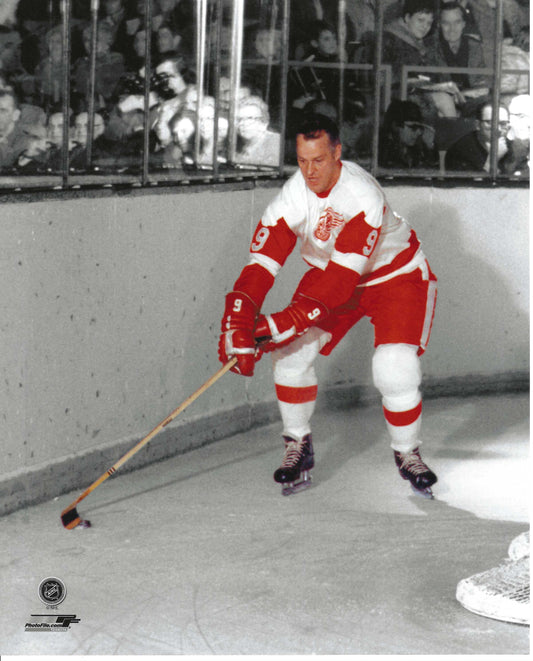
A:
[68, 357, 237, 508]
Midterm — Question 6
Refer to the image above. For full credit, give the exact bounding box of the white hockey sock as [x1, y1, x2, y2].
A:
[372, 343, 423, 453]
[271, 328, 329, 442]
[275, 383, 317, 441]
[383, 399, 422, 453]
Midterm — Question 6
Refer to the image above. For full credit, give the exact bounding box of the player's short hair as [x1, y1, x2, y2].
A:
[297, 113, 340, 147]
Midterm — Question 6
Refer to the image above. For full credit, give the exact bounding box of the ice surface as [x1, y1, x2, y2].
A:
[0, 393, 529, 655]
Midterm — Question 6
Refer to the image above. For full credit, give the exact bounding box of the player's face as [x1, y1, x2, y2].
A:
[296, 131, 342, 195]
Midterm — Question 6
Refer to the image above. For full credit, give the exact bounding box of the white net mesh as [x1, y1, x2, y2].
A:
[456, 556, 530, 625]
[508, 530, 530, 561]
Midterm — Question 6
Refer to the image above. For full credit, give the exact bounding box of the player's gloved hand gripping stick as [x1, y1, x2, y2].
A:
[218, 291, 262, 375]
[254, 293, 328, 352]
[60, 357, 237, 530]
[219, 290, 329, 373]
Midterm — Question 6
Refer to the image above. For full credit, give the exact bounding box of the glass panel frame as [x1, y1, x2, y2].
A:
[0, 0, 528, 193]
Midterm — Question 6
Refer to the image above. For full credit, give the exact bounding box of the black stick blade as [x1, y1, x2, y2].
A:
[61, 506, 81, 530]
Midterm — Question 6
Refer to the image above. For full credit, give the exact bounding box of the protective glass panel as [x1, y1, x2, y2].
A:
[0, 0, 529, 191]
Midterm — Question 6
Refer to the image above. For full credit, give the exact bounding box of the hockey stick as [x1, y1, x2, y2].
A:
[61, 357, 238, 529]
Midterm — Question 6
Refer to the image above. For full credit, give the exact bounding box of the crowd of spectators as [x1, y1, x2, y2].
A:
[0, 0, 529, 177]
[288, 0, 529, 173]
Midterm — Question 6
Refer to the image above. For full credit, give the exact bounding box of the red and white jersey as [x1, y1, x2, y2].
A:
[248, 160, 426, 288]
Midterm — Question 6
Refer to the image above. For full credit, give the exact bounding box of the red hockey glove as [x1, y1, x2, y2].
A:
[218, 291, 262, 376]
[254, 294, 328, 352]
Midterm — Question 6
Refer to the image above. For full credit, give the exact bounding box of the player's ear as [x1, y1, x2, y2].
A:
[334, 141, 342, 160]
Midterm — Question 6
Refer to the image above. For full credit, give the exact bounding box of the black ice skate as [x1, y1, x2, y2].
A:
[274, 434, 314, 496]
[394, 447, 437, 498]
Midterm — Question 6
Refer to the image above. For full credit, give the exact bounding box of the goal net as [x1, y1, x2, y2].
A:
[456, 532, 530, 626]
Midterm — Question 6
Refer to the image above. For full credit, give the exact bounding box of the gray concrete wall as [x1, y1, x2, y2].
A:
[0, 182, 528, 515]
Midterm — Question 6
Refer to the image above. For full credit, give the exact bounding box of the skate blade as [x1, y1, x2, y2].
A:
[410, 484, 434, 499]
[281, 471, 312, 496]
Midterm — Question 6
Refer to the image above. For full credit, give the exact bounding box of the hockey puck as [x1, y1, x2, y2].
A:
[77, 519, 92, 528]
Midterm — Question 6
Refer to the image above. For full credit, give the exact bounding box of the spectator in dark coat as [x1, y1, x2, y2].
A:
[432, 2, 490, 115]
[379, 98, 438, 168]
[382, 0, 437, 88]
[445, 100, 511, 171]
[435, 2, 488, 91]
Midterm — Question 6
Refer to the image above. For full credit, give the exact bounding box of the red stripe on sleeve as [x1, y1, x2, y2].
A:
[335, 211, 380, 257]
[250, 217, 297, 267]
[233, 263, 275, 309]
[383, 402, 422, 427]
[295, 262, 360, 311]
[231, 218, 297, 309]
[275, 384, 318, 404]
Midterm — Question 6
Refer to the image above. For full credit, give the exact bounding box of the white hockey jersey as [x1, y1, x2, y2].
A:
[236, 160, 427, 311]
[251, 160, 425, 282]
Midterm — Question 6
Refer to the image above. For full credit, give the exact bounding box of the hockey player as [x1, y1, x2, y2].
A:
[218, 113, 438, 497]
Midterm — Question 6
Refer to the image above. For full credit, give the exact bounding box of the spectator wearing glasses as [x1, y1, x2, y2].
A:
[502, 93, 530, 177]
[445, 100, 511, 172]
[235, 95, 281, 167]
[379, 99, 438, 169]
